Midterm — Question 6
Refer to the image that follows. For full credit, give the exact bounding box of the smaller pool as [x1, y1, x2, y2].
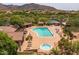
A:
[40, 44, 52, 50]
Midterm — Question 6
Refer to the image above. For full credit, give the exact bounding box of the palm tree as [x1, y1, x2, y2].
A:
[26, 34, 32, 41]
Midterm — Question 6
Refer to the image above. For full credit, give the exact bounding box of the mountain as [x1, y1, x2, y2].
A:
[0, 3, 57, 11]
[19, 3, 57, 10]
[0, 4, 8, 10]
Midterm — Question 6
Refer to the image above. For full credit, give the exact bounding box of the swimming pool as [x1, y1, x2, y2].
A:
[40, 44, 52, 50]
[33, 27, 53, 37]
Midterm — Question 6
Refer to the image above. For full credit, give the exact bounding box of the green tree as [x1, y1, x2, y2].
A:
[10, 15, 25, 28]
[0, 31, 18, 55]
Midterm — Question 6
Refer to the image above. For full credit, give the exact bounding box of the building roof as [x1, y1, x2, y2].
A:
[0, 26, 23, 41]
[7, 32, 23, 41]
[0, 26, 16, 33]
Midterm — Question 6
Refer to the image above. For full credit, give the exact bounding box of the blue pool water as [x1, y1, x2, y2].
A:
[33, 27, 53, 37]
[40, 44, 52, 50]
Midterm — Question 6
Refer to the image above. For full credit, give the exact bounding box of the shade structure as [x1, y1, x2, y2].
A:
[47, 19, 60, 25]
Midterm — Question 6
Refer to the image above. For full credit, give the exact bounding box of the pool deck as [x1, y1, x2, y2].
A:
[20, 25, 62, 54]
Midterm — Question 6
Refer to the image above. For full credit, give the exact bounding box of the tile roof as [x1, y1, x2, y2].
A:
[0, 26, 23, 41]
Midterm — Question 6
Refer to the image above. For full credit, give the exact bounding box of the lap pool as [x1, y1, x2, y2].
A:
[32, 27, 53, 37]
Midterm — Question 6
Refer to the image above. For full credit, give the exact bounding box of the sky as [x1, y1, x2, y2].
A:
[39, 3, 79, 10]
[3, 3, 79, 10]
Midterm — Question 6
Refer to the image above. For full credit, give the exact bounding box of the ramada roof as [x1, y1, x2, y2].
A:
[48, 19, 60, 24]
